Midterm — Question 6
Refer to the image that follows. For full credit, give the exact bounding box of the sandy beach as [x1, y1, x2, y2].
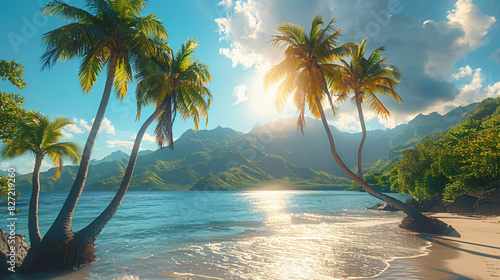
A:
[377, 213, 500, 280]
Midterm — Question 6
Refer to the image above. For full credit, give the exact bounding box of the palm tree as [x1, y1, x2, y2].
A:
[329, 39, 402, 180]
[74, 38, 212, 244]
[0, 112, 81, 249]
[264, 15, 450, 233]
[40, 0, 168, 243]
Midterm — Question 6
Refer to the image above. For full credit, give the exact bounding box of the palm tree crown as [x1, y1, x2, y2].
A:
[42, 0, 168, 97]
[331, 39, 402, 118]
[1, 112, 81, 180]
[135, 38, 212, 148]
[263, 14, 350, 131]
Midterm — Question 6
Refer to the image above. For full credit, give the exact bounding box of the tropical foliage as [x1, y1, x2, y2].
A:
[135, 38, 212, 147]
[263, 14, 349, 131]
[0, 60, 28, 142]
[392, 97, 500, 201]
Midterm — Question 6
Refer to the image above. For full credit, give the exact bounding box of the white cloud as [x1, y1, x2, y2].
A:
[232, 84, 249, 105]
[218, 0, 232, 8]
[215, 0, 498, 130]
[63, 118, 90, 135]
[1, 162, 10, 169]
[446, 0, 496, 49]
[100, 117, 116, 135]
[453, 65, 474, 80]
[88, 117, 115, 135]
[428, 67, 500, 114]
[63, 117, 115, 136]
[75, 118, 92, 132]
[219, 42, 264, 71]
[61, 130, 73, 139]
[461, 68, 483, 93]
[106, 140, 135, 150]
[131, 133, 156, 143]
[489, 48, 500, 64]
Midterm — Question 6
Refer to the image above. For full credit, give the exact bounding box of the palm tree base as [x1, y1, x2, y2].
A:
[399, 216, 454, 234]
[19, 238, 96, 275]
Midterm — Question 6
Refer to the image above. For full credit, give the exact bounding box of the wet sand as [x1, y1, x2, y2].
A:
[376, 213, 500, 280]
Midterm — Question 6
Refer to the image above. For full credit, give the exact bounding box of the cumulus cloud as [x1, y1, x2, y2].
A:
[219, 42, 264, 70]
[453, 65, 474, 80]
[218, 0, 232, 8]
[216, 0, 496, 129]
[489, 48, 500, 64]
[98, 117, 116, 135]
[232, 84, 249, 105]
[62, 117, 115, 137]
[446, 0, 496, 49]
[61, 130, 73, 139]
[106, 139, 135, 150]
[131, 133, 157, 143]
[429, 66, 500, 113]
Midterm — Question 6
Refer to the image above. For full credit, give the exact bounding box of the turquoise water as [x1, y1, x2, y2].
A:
[3, 191, 430, 279]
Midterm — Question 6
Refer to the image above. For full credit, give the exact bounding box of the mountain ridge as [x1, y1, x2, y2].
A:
[14, 101, 479, 192]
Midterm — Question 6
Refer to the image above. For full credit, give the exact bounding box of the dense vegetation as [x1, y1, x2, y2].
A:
[391, 97, 500, 201]
[348, 97, 500, 201]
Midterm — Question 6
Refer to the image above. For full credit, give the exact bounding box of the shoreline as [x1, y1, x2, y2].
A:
[377, 213, 500, 280]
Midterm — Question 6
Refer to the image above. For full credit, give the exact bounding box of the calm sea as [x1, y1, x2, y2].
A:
[3, 191, 431, 280]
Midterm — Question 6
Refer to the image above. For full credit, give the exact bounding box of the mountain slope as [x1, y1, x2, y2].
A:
[15, 101, 480, 191]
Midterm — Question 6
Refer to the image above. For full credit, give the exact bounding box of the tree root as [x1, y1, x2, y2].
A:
[400, 216, 454, 234]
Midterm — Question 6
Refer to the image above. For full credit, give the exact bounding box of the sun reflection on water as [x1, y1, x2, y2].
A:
[246, 191, 344, 279]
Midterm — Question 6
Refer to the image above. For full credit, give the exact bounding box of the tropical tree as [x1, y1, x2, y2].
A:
[0, 112, 81, 250]
[20, 39, 212, 273]
[39, 0, 167, 249]
[264, 14, 450, 233]
[330, 39, 402, 180]
[0, 60, 28, 142]
[74, 38, 212, 245]
[20, 0, 167, 273]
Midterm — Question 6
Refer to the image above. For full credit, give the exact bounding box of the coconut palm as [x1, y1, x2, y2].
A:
[40, 0, 168, 242]
[264, 15, 450, 232]
[0, 112, 81, 249]
[74, 38, 212, 244]
[329, 39, 402, 180]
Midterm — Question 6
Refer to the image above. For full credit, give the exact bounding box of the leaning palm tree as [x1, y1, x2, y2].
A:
[74, 38, 212, 245]
[21, 39, 212, 273]
[0, 112, 80, 250]
[40, 0, 167, 246]
[329, 39, 402, 180]
[264, 14, 450, 233]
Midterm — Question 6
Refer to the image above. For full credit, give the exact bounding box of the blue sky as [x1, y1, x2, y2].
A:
[1, 0, 500, 173]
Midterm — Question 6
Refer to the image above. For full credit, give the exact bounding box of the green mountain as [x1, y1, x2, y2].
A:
[14, 102, 479, 192]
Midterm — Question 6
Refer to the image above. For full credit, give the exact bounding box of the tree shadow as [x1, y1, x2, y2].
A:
[418, 231, 500, 260]
[429, 268, 474, 280]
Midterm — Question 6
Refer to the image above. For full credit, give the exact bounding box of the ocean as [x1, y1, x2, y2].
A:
[3, 191, 431, 279]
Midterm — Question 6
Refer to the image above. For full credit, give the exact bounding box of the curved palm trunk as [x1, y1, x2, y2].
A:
[29, 154, 43, 249]
[45, 54, 118, 241]
[315, 96, 428, 220]
[355, 93, 366, 180]
[76, 98, 169, 243]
